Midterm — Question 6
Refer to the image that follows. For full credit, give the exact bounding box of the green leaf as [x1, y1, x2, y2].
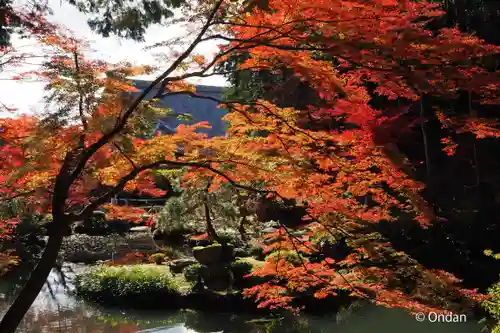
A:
[176, 113, 194, 121]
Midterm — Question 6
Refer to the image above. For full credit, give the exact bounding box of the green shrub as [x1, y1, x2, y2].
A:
[484, 266, 500, 332]
[233, 247, 250, 258]
[74, 265, 180, 304]
[183, 263, 203, 282]
[161, 246, 182, 259]
[218, 233, 234, 245]
[150, 253, 166, 265]
[483, 250, 500, 333]
[230, 257, 266, 289]
[249, 245, 265, 260]
[231, 259, 253, 280]
[192, 242, 221, 251]
[217, 230, 242, 246]
[265, 250, 303, 266]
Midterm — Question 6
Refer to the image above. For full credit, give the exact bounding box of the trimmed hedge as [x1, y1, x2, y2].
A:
[74, 264, 185, 307]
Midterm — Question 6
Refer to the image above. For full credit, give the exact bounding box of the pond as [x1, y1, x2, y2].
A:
[0, 263, 487, 333]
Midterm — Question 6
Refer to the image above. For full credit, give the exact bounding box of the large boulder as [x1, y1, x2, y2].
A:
[193, 243, 235, 265]
[168, 258, 198, 274]
[193, 244, 224, 265]
[200, 264, 232, 291]
[126, 232, 157, 252]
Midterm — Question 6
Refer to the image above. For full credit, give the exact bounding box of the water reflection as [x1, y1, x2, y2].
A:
[0, 263, 487, 333]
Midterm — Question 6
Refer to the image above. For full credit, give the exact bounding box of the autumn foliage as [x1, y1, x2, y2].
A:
[0, 0, 499, 323]
[199, 0, 499, 313]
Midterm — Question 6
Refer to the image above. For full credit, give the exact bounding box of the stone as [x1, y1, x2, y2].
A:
[262, 227, 278, 234]
[129, 226, 151, 232]
[263, 237, 279, 245]
[201, 264, 231, 291]
[193, 244, 224, 265]
[168, 258, 198, 274]
[92, 210, 107, 218]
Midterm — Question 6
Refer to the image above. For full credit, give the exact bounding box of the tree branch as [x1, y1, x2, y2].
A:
[68, 0, 225, 183]
[73, 157, 276, 222]
[0, 190, 36, 202]
[73, 50, 87, 131]
[112, 142, 137, 169]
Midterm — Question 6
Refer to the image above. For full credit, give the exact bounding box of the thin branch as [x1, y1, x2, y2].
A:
[68, 0, 225, 183]
[112, 142, 137, 169]
[0, 190, 36, 202]
[211, 15, 403, 31]
[73, 51, 87, 131]
[153, 0, 226, 97]
[73, 157, 271, 222]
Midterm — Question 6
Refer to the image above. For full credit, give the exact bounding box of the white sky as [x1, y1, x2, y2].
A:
[0, 0, 229, 116]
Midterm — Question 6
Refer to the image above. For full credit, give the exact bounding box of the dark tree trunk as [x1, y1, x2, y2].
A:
[454, 0, 468, 31]
[204, 198, 218, 242]
[238, 216, 248, 242]
[0, 226, 64, 332]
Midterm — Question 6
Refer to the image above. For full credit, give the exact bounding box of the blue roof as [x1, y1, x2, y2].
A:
[131, 80, 229, 137]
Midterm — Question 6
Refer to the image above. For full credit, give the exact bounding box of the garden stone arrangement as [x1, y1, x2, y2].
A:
[73, 232, 268, 313]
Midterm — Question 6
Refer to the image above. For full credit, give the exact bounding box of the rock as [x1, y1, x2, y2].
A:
[92, 210, 107, 218]
[129, 226, 151, 232]
[201, 264, 231, 291]
[169, 258, 198, 274]
[262, 227, 278, 234]
[193, 244, 224, 265]
[126, 232, 157, 252]
[263, 237, 279, 245]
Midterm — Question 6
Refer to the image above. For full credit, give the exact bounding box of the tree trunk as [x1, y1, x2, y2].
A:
[420, 96, 431, 180]
[238, 216, 248, 242]
[454, 0, 468, 31]
[0, 228, 64, 333]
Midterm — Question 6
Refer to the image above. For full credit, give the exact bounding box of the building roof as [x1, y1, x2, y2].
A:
[131, 80, 228, 137]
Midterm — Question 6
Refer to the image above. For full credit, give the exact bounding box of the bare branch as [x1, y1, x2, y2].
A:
[153, 0, 226, 97]
[73, 50, 87, 131]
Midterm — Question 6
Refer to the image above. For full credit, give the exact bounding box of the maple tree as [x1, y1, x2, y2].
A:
[189, 0, 500, 314]
[0, 0, 500, 331]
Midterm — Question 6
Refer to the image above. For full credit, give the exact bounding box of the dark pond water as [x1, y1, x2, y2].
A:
[0, 263, 487, 333]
